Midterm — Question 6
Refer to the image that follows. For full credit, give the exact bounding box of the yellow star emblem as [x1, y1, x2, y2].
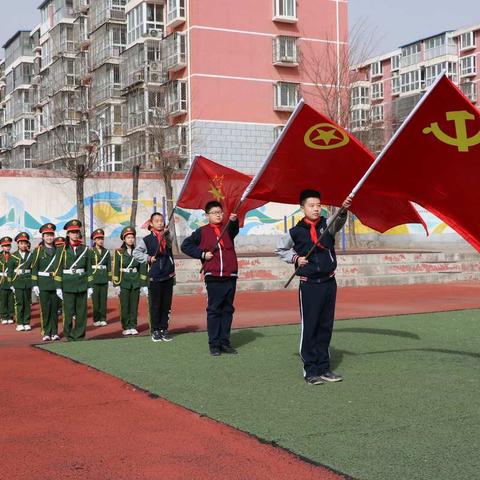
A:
[304, 123, 350, 150]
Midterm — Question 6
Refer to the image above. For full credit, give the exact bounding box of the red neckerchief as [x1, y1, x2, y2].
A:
[209, 223, 224, 247]
[69, 239, 82, 253]
[152, 228, 166, 253]
[304, 218, 320, 245]
[4, 252, 9, 261]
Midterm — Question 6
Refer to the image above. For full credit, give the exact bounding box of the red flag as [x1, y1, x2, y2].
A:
[364, 74, 480, 251]
[177, 155, 265, 227]
[242, 101, 426, 233]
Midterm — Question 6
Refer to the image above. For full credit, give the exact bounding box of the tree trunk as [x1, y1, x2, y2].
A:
[347, 211, 358, 249]
[130, 164, 140, 228]
[76, 174, 86, 239]
[163, 171, 179, 253]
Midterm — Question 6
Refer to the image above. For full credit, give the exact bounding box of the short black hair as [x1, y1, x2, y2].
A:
[300, 189, 321, 206]
[150, 212, 164, 221]
[205, 200, 223, 213]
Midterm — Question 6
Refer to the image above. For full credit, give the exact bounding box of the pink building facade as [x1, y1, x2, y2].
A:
[350, 23, 480, 152]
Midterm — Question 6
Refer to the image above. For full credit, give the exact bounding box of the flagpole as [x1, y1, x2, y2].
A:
[240, 98, 306, 203]
[284, 72, 447, 288]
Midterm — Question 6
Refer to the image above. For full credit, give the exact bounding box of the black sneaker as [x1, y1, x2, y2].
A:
[220, 345, 238, 354]
[209, 346, 221, 356]
[319, 371, 343, 382]
[160, 330, 173, 342]
[151, 330, 162, 342]
[305, 376, 324, 385]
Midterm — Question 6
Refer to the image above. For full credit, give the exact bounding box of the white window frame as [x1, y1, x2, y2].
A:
[370, 61, 382, 78]
[391, 74, 401, 96]
[274, 82, 299, 111]
[460, 31, 475, 51]
[273, 0, 297, 23]
[460, 55, 476, 77]
[371, 81, 383, 100]
[401, 70, 421, 94]
[351, 85, 370, 107]
[167, 0, 186, 27]
[371, 104, 384, 123]
[459, 81, 477, 103]
[273, 36, 298, 66]
[391, 54, 401, 71]
[168, 80, 187, 116]
[349, 109, 368, 130]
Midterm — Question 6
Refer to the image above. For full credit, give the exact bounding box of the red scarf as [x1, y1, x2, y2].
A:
[209, 223, 225, 247]
[4, 252, 9, 261]
[69, 239, 82, 249]
[304, 218, 320, 245]
[153, 228, 167, 253]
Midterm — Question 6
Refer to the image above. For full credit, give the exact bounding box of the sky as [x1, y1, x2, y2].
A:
[0, 1, 479, 56]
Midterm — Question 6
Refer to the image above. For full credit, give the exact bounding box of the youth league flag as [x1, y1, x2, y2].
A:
[241, 100, 426, 233]
[176, 155, 265, 226]
[363, 73, 480, 251]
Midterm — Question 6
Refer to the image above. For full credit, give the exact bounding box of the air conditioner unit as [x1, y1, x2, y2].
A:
[149, 72, 160, 82]
[150, 62, 161, 71]
[148, 29, 160, 38]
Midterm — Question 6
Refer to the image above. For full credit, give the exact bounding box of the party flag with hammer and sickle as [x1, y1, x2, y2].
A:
[365, 73, 480, 251]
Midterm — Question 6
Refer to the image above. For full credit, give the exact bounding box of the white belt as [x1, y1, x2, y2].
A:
[16, 269, 31, 274]
[94, 265, 107, 270]
[38, 271, 54, 277]
[63, 268, 85, 274]
[121, 268, 137, 273]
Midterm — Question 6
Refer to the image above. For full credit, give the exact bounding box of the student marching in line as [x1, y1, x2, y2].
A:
[89, 228, 111, 327]
[32, 223, 61, 341]
[0, 236, 15, 325]
[133, 212, 175, 343]
[181, 201, 240, 356]
[112, 227, 148, 336]
[276, 189, 352, 385]
[7, 232, 34, 332]
[54, 219, 93, 341]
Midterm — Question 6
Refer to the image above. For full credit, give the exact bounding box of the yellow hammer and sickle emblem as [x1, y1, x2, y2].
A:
[423, 111, 480, 152]
[304, 123, 350, 150]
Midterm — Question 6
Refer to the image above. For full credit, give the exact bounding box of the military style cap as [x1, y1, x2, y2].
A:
[15, 232, 30, 243]
[54, 236, 66, 246]
[91, 228, 105, 241]
[64, 219, 82, 232]
[120, 226, 136, 240]
[0, 236, 13, 246]
[39, 223, 56, 235]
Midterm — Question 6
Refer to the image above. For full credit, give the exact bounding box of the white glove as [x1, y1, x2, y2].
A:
[32, 286, 40, 297]
[115, 286, 121, 296]
[56, 289, 63, 300]
[141, 286, 149, 297]
[87, 287, 93, 298]
[10, 286, 15, 293]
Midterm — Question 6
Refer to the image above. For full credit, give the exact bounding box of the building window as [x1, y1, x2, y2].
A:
[350, 109, 367, 130]
[460, 31, 475, 50]
[459, 82, 477, 103]
[351, 86, 369, 106]
[273, 125, 284, 141]
[274, 82, 299, 111]
[273, 0, 297, 22]
[425, 61, 457, 86]
[167, 0, 186, 26]
[391, 54, 401, 71]
[401, 70, 422, 93]
[391, 74, 401, 96]
[168, 80, 187, 116]
[370, 61, 382, 78]
[164, 32, 187, 71]
[371, 104, 384, 123]
[460, 55, 476, 77]
[371, 81, 383, 100]
[273, 36, 298, 65]
[401, 42, 421, 68]
[146, 3, 164, 31]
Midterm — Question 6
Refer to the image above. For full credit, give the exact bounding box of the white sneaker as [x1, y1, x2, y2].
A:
[130, 328, 139, 335]
[93, 321, 102, 327]
[7, 319, 14, 324]
[122, 329, 130, 336]
[24, 325, 32, 331]
[16, 325, 25, 331]
[42, 335, 51, 341]
[1, 320, 7, 325]
[51, 334, 61, 341]
[100, 321, 108, 326]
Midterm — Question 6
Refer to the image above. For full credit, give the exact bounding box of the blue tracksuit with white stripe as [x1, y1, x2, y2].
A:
[276, 213, 347, 377]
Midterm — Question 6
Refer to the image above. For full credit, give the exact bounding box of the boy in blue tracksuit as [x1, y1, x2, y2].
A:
[276, 189, 352, 385]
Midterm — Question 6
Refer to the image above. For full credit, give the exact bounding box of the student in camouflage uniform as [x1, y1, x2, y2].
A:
[32, 223, 61, 342]
[0, 237, 15, 325]
[112, 227, 148, 336]
[89, 228, 111, 327]
[8, 232, 34, 332]
[54, 219, 93, 341]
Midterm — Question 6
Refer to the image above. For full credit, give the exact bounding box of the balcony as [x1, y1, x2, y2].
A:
[167, 80, 187, 117]
[167, 0, 186, 28]
[164, 32, 187, 72]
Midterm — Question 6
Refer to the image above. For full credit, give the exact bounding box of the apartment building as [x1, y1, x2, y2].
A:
[0, 0, 348, 174]
[350, 23, 479, 151]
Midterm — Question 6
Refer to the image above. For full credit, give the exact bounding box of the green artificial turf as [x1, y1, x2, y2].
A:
[40, 310, 480, 480]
